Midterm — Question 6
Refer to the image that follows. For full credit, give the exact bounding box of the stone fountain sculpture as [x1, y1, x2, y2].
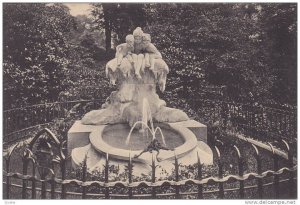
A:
[81, 27, 189, 128]
[68, 27, 212, 176]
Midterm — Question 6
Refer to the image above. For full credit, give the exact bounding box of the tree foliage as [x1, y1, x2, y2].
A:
[3, 3, 75, 108]
[60, 14, 112, 102]
[144, 4, 277, 104]
[259, 4, 297, 105]
[3, 3, 296, 109]
[91, 3, 146, 48]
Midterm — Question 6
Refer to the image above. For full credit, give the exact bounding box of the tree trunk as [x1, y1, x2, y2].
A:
[103, 4, 111, 51]
[105, 22, 111, 51]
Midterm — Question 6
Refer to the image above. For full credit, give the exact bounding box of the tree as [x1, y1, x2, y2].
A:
[3, 3, 75, 108]
[91, 3, 146, 50]
[144, 3, 274, 104]
[259, 4, 297, 106]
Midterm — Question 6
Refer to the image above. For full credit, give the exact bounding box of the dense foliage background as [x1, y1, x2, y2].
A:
[4, 4, 74, 107]
[3, 3, 297, 110]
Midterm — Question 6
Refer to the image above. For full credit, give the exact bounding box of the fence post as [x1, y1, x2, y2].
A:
[282, 140, 294, 198]
[274, 152, 279, 199]
[151, 153, 157, 199]
[293, 115, 296, 139]
[197, 152, 203, 199]
[246, 105, 251, 136]
[284, 114, 288, 138]
[251, 144, 263, 198]
[174, 154, 180, 199]
[105, 153, 110, 199]
[234, 145, 244, 199]
[41, 172, 47, 199]
[221, 102, 228, 128]
[218, 157, 224, 199]
[5, 156, 11, 199]
[279, 113, 283, 132]
[22, 151, 29, 199]
[249, 105, 253, 136]
[22, 148, 37, 199]
[81, 155, 87, 199]
[50, 169, 56, 199]
[252, 105, 257, 136]
[128, 151, 133, 199]
[3, 111, 7, 137]
[273, 112, 280, 134]
[288, 152, 295, 198]
[261, 106, 265, 132]
[268, 143, 279, 199]
[60, 158, 66, 199]
[4, 144, 18, 199]
[43, 103, 47, 123]
[215, 145, 224, 199]
[288, 147, 295, 198]
[58, 102, 62, 118]
[58, 141, 67, 199]
[30, 158, 37, 199]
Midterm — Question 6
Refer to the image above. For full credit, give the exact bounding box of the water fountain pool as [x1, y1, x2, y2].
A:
[102, 123, 184, 151]
[69, 27, 213, 176]
[71, 121, 212, 176]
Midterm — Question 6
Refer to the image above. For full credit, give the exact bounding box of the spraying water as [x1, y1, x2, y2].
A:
[125, 98, 167, 147]
[142, 98, 154, 134]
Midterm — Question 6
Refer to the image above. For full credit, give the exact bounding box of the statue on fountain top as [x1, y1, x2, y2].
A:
[142, 33, 163, 77]
[115, 34, 134, 72]
[132, 27, 144, 79]
[106, 34, 135, 83]
[133, 27, 144, 54]
[81, 27, 189, 128]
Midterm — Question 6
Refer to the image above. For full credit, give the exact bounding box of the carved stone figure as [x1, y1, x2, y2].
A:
[142, 33, 162, 74]
[81, 27, 189, 128]
[72, 28, 212, 176]
[115, 34, 134, 75]
[132, 27, 145, 79]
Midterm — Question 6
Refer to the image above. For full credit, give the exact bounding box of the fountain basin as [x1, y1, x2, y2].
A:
[102, 123, 184, 151]
[90, 123, 198, 164]
[70, 121, 213, 176]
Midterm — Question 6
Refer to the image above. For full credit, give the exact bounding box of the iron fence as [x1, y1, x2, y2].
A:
[3, 128, 297, 199]
[3, 99, 105, 144]
[3, 99, 297, 146]
[191, 99, 297, 143]
[2, 98, 297, 199]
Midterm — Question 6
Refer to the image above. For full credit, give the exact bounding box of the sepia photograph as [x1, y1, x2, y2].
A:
[2, 2, 297, 201]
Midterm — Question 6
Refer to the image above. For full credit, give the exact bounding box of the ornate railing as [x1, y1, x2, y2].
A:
[3, 99, 105, 145]
[3, 99, 297, 146]
[2, 98, 297, 199]
[3, 129, 297, 199]
[190, 99, 297, 143]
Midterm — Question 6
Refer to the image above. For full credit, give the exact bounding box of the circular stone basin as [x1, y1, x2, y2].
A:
[90, 122, 198, 163]
[102, 123, 185, 151]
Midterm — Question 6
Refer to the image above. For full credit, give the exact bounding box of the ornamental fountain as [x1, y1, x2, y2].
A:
[68, 27, 213, 176]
